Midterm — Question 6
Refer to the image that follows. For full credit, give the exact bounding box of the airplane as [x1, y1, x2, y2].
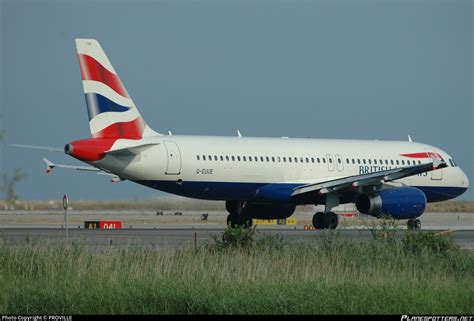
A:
[19, 39, 470, 230]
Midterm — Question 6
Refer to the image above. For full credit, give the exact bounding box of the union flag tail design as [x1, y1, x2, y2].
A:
[76, 39, 160, 139]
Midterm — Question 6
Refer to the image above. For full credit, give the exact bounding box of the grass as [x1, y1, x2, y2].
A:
[0, 229, 473, 314]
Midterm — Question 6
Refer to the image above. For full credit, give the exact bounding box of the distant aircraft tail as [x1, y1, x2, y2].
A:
[75, 39, 161, 139]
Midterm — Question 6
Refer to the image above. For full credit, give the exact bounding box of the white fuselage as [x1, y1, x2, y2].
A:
[92, 135, 469, 204]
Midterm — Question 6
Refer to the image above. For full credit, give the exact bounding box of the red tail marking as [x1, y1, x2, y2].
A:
[78, 54, 129, 98]
[92, 117, 145, 139]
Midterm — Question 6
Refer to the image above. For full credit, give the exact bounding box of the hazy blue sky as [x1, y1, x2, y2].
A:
[1, 0, 472, 201]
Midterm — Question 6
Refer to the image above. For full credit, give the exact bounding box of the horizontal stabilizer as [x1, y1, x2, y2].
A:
[104, 142, 159, 156]
[11, 144, 63, 152]
[43, 158, 101, 173]
[42, 158, 123, 182]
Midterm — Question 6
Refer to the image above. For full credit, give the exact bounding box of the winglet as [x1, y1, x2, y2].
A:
[237, 129, 242, 138]
[408, 135, 413, 142]
[43, 158, 55, 174]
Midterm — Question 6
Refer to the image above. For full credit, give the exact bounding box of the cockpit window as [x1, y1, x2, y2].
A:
[449, 159, 456, 167]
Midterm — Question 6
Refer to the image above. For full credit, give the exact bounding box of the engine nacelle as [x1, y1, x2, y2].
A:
[356, 187, 427, 219]
[226, 201, 296, 219]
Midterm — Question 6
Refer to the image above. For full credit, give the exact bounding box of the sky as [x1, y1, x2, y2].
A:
[0, 0, 472, 201]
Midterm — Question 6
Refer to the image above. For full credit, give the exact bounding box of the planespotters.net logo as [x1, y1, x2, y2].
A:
[402, 316, 473, 321]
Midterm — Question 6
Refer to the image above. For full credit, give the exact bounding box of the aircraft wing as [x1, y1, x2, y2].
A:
[292, 158, 447, 197]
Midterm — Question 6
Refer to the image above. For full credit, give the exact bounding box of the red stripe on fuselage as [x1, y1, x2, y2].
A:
[92, 117, 145, 139]
[401, 152, 443, 159]
[78, 54, 129, 98]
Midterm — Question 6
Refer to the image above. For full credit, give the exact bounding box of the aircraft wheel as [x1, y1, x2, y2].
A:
[325, 212, 338, 229]
[242, 216, 253, 228]
[414, 219, 421, 230]
[226, 214, 237, 228]
[312, 212, 325, 229]
[407, 219, 422, 230]
[226, 214, 252, 228]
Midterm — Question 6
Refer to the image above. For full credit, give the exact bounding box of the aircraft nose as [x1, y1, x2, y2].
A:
[459, 167, 469, 189]
[461, 169, 469, 188]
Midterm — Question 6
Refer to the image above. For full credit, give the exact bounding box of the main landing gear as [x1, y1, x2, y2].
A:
[312, 212, 338, 229]
[407, 219, 421, 230]
[226, 201, 253, 228]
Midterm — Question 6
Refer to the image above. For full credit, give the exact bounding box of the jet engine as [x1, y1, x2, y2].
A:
[356, 187, 426, 219]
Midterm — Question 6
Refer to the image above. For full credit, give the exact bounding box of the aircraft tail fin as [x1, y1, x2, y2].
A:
[75, 39, 161, 139]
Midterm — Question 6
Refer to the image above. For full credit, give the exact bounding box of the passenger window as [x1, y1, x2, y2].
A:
[418, 160, 422, 165]
[226, 156, 229, 161]
[352, 159, 355, 164]
[317, 158, 321, 163]
[294, 157, 298, 163]
[380, 159, 383, 165]
[396, 160, 399, 165]
[311, 157, 315, 163]
[385, 160, 388, 165]
[266, 156, 270, 162]
[338, 158, 341, 164]
[254, 156, 258, 162]
[197, 155, 200, 161]
[401, 160, 405, 165]
[346, 159, 349, 164]
[214, 156, 218, 161]
[220, 156, 223, 161]
[277, 157, 281, 162]
[260, 156, 264, 162]
[243, 156, 246, 162]
[203, 155, 206, 161]
[208, 155, 212, 160]
[237, 156, 241, 161]
[248, 156, 252, 162]
[271, 157, 275, 162]
[373, 159, 377, 165]
[289, 157, 292, 163]
[306, 157, 309, 163]
[357, 159, 361, 164]
[283, 157, 286, 162]
[368, 159, 371, 165]
[363, 159, 366, 164]
[322, 158, 326, 164]
[231, 156, 235, 161]
[391, 160, 394, 165]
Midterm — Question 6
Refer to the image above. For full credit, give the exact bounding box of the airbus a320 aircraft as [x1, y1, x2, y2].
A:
[31, 39, 470, 229]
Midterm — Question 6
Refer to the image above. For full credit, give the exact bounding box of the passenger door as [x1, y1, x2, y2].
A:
[326, 154, 335, 172]
[335, 154, 344, 172]
[164, 141, 182, 175]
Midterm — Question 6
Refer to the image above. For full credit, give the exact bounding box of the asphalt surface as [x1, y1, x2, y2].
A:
[1, 227, 473, 249]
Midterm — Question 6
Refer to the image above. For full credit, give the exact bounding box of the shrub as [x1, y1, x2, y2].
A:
[210, 225, 255, 249]
[402, 231, 459, 255]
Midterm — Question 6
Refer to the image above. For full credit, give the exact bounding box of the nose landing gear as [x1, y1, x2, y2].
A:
[407, 219, 421, 230]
